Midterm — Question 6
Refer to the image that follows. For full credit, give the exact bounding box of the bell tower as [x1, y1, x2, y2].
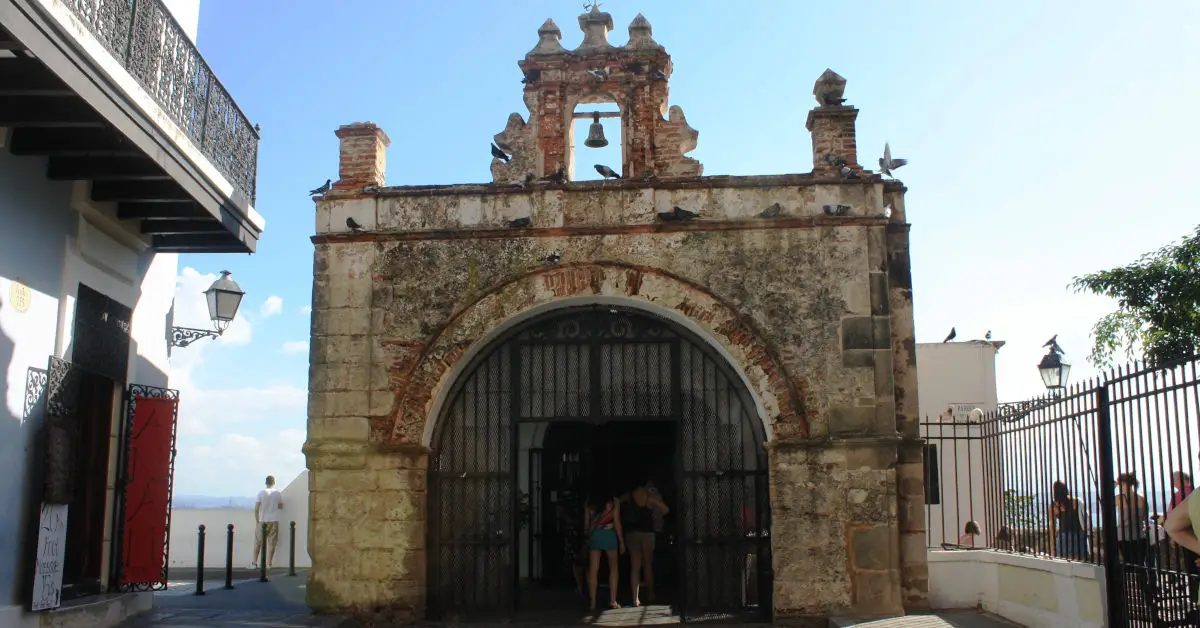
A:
[490, 6, 702, 184]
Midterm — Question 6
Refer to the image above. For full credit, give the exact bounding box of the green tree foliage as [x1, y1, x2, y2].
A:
[1002, 488, 1043, 529]
[1071, 225, 1200, 368]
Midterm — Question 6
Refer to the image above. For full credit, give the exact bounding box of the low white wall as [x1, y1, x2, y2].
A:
[928, 549, 1106, 628]
[168, 472, 311, 570]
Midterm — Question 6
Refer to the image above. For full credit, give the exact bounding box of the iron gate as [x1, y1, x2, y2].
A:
[428, 306, 771, 621]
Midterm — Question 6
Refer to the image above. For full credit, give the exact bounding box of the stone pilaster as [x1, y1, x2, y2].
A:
[884, 183, 929, 611]
[769, 437, 903, 622]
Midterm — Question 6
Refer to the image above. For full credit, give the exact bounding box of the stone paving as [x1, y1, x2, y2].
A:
[113, 570, 1022, 627]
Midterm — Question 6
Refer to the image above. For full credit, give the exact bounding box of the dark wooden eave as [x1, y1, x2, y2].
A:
[0, 8, 260, 254]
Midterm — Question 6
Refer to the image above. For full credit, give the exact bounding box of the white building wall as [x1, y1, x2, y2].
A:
[160, 0, 201, 43]
[916, 340, 1003, 548]
[0, 142, 179, 623]
[168, 472, 312, 570]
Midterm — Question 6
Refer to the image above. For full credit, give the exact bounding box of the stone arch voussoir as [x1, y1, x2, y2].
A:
[384, 262, 809, 446]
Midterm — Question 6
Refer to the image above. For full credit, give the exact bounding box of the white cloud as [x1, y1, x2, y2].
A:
[260, 295, 283, 318]
[169, 267, 308, 496]
[281, 340, 309, 355]
[299, 305, 312, 315]
[174, 383, 307, 437]
[173, 430, 307, 497]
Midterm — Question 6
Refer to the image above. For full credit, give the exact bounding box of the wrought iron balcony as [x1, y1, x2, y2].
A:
[64, 0, 258, 205]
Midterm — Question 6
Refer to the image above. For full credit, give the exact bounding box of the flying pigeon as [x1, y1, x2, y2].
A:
[587, 68, 607, 81]
[491, 143, 511, 163]
[543, 250, 562, 265]
[594, 164, 621, 179]
[943, 327, 957, 343]
[309, 179, 331, 195]
[346, 217, 364, 232]
[649, 68, 668, 81]
[507, 216, 532, 228]
[657, 206, 698, 222]
[985, 330, 992, 341]
[878, 142, 908, 178]
[543, 167, 566, 184]
[759, 203, 782, 219]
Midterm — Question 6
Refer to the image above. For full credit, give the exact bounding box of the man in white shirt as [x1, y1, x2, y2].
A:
[250, 475, 284, 569]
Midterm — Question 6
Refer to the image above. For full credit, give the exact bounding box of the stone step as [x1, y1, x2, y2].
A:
[829, 610, 1023, 627]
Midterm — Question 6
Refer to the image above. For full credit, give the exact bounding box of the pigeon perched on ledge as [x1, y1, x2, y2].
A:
[657, 206, 698, 222]
[507, 216, 532, 229]
[594, 164, 621, 179]
[309, 179, 331, 195]
[491, 143, 511, 163]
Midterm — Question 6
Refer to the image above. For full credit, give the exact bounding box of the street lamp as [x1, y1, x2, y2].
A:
[170, 270, 246, 348]
[1037, 345, 1071, 392]
[996, 337, 1071, 422]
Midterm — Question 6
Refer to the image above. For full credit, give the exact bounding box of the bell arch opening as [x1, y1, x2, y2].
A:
[569, 98, 622, 181]
[426, 304, 773, 622]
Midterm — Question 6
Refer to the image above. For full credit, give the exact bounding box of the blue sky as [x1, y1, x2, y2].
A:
[168, 0, 1200, 496]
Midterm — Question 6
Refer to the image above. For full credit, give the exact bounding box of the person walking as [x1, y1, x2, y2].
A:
[250, 475, 284, 569]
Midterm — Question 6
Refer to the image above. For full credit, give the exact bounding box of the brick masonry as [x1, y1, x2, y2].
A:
[305, 7, 926, 624]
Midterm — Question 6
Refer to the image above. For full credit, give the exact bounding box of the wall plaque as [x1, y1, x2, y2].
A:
[9, 281, 31, 313]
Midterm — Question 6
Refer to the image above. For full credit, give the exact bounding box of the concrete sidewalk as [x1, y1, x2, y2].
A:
[115, 571, 348, 628]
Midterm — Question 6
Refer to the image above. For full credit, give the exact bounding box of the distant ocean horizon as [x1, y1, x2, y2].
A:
[172, 495, 256, 509]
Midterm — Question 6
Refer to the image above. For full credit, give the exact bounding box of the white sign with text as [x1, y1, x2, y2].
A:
[31, 503, 68, 611]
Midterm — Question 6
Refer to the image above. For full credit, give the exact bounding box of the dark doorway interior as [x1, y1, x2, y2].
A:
[61, 369, 115, 599]
[528, 419, 678, 613]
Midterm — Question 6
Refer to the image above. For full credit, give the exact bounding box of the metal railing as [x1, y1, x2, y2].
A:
[63, 0, 258, 205]
[923, 354, 1200, 627]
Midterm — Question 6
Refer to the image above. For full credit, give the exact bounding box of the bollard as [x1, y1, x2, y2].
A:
[259, 522, 269, 582]
[288, 521, 297, 577]
[194, 525, 206, 595]
[224, 524, 234, 589]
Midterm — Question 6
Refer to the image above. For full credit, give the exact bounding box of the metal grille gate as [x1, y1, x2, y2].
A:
[428, 307, 771, 621]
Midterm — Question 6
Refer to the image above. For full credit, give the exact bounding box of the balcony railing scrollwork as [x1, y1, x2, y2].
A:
[64, 0, 258, 205]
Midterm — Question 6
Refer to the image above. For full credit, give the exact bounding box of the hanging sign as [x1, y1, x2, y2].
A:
[31, 503, 68, 611]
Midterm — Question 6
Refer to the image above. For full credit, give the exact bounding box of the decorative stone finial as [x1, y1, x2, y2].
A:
[576, 4, 614, 52]
[626, 13, 662, 50]
[813, 68, 847, 107]
[529, 18, 567, 55]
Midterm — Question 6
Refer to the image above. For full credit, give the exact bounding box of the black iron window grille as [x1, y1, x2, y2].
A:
[71, 284, 132, 383]
[62, 0, 258, 205]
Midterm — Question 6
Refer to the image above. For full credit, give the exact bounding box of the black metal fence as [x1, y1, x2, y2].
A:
[923, 355, 1200, 627]
[63, 0, 259, 204]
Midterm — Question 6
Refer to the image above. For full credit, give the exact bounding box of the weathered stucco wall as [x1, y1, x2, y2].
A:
[305, 171, 921, 622]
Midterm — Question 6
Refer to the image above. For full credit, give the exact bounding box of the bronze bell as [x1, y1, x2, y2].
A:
[583, 112, 608, 148]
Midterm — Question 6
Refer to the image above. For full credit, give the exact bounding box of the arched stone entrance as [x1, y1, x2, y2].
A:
[427, 305, 771, 621]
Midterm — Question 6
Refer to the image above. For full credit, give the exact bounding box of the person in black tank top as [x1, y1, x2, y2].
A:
[1050, 480, 1090, 560]
[627, 485, 670, 606]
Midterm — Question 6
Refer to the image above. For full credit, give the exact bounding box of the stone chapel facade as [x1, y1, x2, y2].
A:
[305, 7, 926, 624]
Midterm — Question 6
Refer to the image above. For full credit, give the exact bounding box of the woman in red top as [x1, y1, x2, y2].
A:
[584, 492, 625, 610]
